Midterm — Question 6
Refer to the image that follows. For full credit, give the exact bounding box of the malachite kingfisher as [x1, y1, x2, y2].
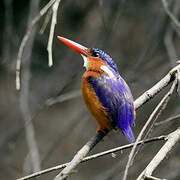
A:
[57, 36, 135, 142]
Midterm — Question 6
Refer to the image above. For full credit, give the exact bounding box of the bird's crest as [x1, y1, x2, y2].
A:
[91, 48, 119, 75]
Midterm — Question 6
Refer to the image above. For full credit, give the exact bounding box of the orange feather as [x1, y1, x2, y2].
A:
[82, 71, 113, 131]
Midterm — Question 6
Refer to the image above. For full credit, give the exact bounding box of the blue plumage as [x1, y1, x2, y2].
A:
[92, 48, 119, 75]
[88, 48, 135, 142]
[89, 74, 135, 142]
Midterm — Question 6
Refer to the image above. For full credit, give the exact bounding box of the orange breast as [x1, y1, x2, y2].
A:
[82, 71, 113, 131]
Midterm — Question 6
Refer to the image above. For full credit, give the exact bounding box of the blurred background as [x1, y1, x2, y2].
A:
[0, 0, 180, 179]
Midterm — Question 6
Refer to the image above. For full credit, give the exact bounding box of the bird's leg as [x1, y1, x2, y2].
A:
[134, 111, 136, 119]
[96, 127, 109, 135]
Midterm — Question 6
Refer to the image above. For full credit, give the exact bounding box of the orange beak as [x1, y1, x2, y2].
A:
[57, 36, 89, 57]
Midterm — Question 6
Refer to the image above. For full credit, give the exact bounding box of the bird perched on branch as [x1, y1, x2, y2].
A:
[57, 36, 135, 142]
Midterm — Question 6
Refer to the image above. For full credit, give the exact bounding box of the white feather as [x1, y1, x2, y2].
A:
[81, 54, 88, 68]
[100, 65, 115, 78]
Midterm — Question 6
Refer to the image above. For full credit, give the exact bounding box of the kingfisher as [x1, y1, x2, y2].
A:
[57, 36, 135, 142]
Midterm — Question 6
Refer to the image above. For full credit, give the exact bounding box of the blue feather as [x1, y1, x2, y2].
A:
[92, 48, 119, 75]
[89, 75, 135, 142]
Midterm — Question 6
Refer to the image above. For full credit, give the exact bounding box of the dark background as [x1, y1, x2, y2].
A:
[0, 0, 180, 179]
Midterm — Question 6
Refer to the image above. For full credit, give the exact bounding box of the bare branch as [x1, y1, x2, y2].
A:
[144, 175, 166, 180]
[20, 0, 41, 173]
[123, 75, 178, 180]
[137, 127, 180, 180]
[164, 29, 177, 67]
[161, 0, 180, 29]
[2, 0, 14, 65]
[54, 131, 106, 180]
[16, 135, 166, 180]
[47, 0, 61, 67]
[39, 10, 52, 34]
[45, 90, 81, 106]
[134, 63, 180, 109]
[155, 114, 180, 126]
[16, 0, 57, 90]
[164, 0, 180, 67]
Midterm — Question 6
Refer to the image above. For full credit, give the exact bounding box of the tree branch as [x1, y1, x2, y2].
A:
[155, 114, 180, 126]
[134, 63, 180, 110]
[47, 0, 61, 67]
[16, 0, 57, 90]
[39, 10, 52, 34]
[161, 0, 180, 29]
[122, 72, 178, 180]
[144, 175, 166, 180]
[20, 0, 41, 173]
[164, 0, 180, 67]
[137, 127, 180, 180]
[45, 90, 81, 106]
[54, 131, 106, 180]
[16, 135, 166, 180]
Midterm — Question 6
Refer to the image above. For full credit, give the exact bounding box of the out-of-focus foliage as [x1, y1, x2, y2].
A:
[0, 0, 180, 179]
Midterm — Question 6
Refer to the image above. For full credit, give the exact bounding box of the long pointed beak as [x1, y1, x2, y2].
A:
[57, 36, 89, 56]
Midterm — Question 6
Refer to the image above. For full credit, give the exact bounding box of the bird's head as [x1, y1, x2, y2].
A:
[57, 36, 119, 78]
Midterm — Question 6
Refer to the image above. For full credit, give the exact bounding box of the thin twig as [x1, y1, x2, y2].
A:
[161, 0, 180, 29]
[164, 0, 180, 67]
[16, 135, 166, 180]
[134, 64, 180, 109]
[2, 0, 14, 64]
[137, 127, 180, 180]
[164, 29, 177, 67]
[20, 0, 41, 173]
[16, 0, 57, 90]
[47, 0, 61, 67]
[144, 175, 166, 180]
[177, 62, 180, 95]
[155, 114, 180, 126]
[54, 131, 107, 180]
[45, 90, 81, 106]
[39, 9, 52, 34]
[123, 76, 178, 180]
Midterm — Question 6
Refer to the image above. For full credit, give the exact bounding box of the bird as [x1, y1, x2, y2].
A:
[57, 36, 135, 143]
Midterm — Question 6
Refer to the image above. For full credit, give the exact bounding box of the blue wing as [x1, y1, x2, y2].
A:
[89, 75, 135, 142]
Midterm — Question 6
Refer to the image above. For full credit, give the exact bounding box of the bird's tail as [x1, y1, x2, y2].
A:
[118, 126, 135, 143]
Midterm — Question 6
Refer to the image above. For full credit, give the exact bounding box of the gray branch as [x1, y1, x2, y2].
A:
[47, 0, 61, 67]
[161, 0, 180, 29]
[16, 135, 166, 180]
[16, 0, 57, 90]
[20, 0, 41, 173]
[134, 63, 180, 110]
[137, 127, 180, 180]
[122, 71, 178, 180]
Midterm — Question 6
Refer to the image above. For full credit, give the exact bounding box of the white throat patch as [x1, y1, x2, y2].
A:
[100, 65, 115, 78]
[81, 54, 88, 68]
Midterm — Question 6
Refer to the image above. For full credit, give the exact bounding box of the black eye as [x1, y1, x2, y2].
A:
[92, 51, 100, 57]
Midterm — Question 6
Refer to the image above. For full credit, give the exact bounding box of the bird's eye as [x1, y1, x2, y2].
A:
[92, 52, 100, 57]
